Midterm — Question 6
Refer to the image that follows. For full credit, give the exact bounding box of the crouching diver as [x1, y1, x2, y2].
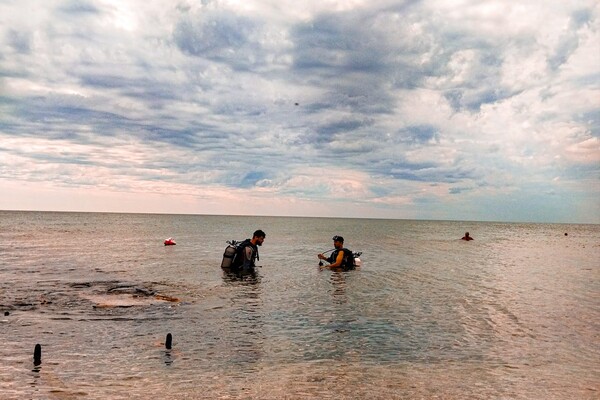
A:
[231, 229, 266, 273]
[318, 235, 355, 271]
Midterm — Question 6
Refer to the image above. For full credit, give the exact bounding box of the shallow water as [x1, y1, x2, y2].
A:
[0, 211, 598, 399]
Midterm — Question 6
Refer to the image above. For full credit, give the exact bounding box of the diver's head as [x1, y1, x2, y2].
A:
[253, 229, 266, 246]
[332, 235, 344, 249]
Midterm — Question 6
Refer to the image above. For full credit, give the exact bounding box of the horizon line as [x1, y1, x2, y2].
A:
[0, 208, 595, 226]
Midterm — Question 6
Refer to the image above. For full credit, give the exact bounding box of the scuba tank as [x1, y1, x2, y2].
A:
[221, 240, 239, 269]
[353, 252, 362, 268]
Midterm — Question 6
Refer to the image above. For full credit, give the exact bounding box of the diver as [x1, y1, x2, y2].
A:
[318, 235, 355, 271]
[230, 229, 266, 273]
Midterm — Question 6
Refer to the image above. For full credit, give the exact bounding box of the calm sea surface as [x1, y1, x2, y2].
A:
[0, 211, 598, 399]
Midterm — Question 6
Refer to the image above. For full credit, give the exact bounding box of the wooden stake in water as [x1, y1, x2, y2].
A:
[33, 344, 42, 366]
[165, 333, 172, 350]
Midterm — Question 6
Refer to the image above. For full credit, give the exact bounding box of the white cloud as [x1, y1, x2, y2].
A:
[566, 137, 600, 163]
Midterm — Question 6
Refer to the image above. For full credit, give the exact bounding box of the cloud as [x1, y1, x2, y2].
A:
[400, 125, 440, 144]
[57, 0, 100, 15]
[173, 11, 260, 68]
[6, 29, 32, 54]
[547, 8, 593, 71]
[0, 0, 598, 222]
[566, 137, 600, 164]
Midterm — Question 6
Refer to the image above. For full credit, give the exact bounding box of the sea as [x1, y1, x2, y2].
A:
[0, 211, 598, 399]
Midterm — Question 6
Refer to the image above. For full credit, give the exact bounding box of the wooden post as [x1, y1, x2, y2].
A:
[33, 344, 42, 366]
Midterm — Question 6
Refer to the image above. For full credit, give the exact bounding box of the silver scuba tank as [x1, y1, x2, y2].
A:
[353, 252, 362, 268]
[221, 241, 238, 269]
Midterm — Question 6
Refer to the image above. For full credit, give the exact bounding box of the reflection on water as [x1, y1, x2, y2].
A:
[221, 267, 264, 376]
[328, 270, 348, 304]
[163, 349, 173, 366]
[221, 267, 261, 285]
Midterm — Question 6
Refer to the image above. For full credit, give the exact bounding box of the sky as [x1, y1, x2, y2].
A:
[0, 0, 599, 223]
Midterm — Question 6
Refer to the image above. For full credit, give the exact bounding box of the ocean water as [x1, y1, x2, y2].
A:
[0, 211, 598, 399]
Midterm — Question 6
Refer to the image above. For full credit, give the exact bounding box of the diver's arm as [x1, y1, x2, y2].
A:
[327, 251, 345, 268]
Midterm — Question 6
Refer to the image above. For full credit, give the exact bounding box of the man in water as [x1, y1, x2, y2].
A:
[232, 229, 266, 272]
[461, 232, 474, 241]
[318, 235, 355, 270]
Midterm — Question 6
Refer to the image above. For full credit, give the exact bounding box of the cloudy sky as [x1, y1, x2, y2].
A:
[1, 0, 598, 223]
